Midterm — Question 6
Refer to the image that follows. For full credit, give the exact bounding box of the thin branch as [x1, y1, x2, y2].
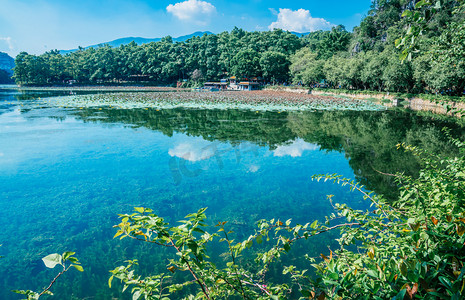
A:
[241, 280, 271, 297]
[221, 226, 247, 299]
[168, 238, 211, 299]
[38, 265, 68, 297]
[343, 180, 405, 218]
[122, 230, 174, 247]
[220, 276, 252, 299]
[371, 167, 399, 178]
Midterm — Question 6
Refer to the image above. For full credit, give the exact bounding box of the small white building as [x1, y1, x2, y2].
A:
[203, 81, 228, 91]
[238, 81, 260, 91]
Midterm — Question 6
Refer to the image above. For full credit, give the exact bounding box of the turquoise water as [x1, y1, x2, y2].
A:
[0, 87, 463, 299]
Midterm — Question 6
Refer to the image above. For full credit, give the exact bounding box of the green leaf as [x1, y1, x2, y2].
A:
[187, 241, 198, 253]
[12, 290, 40, 300]
[394, 289, 407, 300]
[457, 224, 465, 236]
[62, 251, 75, 260]
[134, 207, 145, 213]
[402, 10, 413, 17]
[310, 220, 318, 229]
[72, 264, 84, 272]
[415, 0, 427, 9]
[67, 256, 79, 264]
[193, 228, 205, 234]
[400, 262, 408, 277]
[283, 242, 291, 252]
[439, 276, 452, 289]
[301, 289, 313, 297]
[366, 269, 378, 278]
[42, 253, 63, 269]
[132, 290, 141, 300]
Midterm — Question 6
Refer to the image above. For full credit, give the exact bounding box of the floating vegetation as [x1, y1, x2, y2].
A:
[47, 91, 386, 112]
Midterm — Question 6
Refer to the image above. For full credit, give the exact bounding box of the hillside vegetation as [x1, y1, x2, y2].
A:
[13, 0, 465, 96]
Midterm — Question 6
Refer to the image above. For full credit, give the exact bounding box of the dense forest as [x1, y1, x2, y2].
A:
[13, 0, 465, 95]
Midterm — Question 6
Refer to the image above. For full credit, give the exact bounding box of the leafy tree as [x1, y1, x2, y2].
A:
[381, 48, 414, 92]
[318, 25, 352, 59]
[230, 49, 261, 78]
[360, 51, 389, 91]
[426, 19, 465, 95]
[324, 55, 350, 88]
[259, 51, 290, 84]
[345, 54, 366, 90]
[290, 48, 324, 86]
[397, 0, 464, 61]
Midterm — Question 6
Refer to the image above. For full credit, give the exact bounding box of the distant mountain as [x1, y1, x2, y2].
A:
[290, 32, 310, 37]
[59, 31, 213, 54]
[0, 52, 14, 74]
[0, 52, 14, 83]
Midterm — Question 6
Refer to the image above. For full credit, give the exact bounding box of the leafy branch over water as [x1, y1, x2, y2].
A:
[108, 135, 465, 299]
[10, 135, 465, 298]
[13, 252, 83, 300]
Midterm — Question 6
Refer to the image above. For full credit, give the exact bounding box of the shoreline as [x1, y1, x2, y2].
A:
[263, 86, 465, 116]
[309, 90, 465, 116]
[7, 85, 191, 92]
[2, 85, 463, 116]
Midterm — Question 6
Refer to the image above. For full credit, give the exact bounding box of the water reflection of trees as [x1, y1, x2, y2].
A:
[4, 104, 462, 300]
[72, 107, 464, 200]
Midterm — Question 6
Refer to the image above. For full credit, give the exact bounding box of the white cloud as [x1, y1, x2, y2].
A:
[0, 37, 14, 50]
[167, 0, 216, 25]
[273, 139, 319, 158]
[268, 8, 334, 32]
[169, 143, 216, 162]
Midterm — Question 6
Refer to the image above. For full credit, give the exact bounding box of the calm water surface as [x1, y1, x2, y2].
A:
[0, 87, 463, 299]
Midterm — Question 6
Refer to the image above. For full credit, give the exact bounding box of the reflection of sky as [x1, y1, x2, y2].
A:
[168, 140, 216, 162]
[273, 139, 319, 157]
[248, 164, 260, 173]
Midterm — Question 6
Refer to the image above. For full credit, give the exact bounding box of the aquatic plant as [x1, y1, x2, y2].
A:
[46, 91, 386, 112]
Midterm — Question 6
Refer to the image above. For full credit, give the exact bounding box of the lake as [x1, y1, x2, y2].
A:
[0, 87, 463, 299]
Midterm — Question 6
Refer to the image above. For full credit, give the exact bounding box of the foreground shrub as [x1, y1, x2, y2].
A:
[110, 132, 465, 299]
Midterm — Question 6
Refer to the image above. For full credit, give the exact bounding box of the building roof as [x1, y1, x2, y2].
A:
[204, 82, 228, 85]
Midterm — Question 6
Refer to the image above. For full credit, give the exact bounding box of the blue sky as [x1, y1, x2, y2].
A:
[0, 0, 372, 57]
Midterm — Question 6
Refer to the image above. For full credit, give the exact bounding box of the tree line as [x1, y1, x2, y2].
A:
[13, 0, 465, 95]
